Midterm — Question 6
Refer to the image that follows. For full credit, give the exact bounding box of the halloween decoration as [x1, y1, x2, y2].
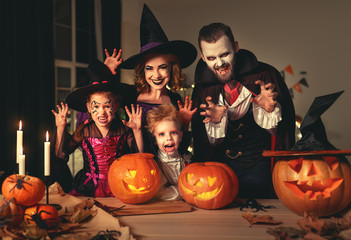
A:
[178, 162, 239, 209]
[108, 153, 161, 204]
[266, 91, 351, 216]
[238, 198, 275, 212]
[0, 198, 24, 227]
[24, 204, 59, 229]
[1, 174, 46, 206]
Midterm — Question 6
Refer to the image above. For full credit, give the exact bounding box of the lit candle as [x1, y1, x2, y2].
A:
[18, 146, 25, 175]
[44, 131, 50, 176]
[16, 121, 23, 164]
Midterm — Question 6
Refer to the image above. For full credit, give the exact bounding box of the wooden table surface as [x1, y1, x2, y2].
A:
[90, 197, 347, 240]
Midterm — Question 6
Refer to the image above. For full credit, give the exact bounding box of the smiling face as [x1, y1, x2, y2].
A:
[144, 55, 171, 91]
[86, 92, 118, 131]
[200, 35, 238, 83]
[153, 119, 182, 155]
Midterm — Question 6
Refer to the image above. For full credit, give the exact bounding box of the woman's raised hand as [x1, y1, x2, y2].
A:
[178, 96, 197, 130]
[104, 48, 123, 75]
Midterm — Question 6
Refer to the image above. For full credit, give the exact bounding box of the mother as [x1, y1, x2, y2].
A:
[107, 4, 197, 154]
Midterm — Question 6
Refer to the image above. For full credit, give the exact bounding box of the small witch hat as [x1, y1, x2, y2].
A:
[66, 60, 136, 112]
[263, 91, 351, 157]
[120, 4, 197, 69]
[291, 91, 344, 151]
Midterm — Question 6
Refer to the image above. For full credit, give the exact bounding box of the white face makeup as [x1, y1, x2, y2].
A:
[200, 35, 238, 83]
[153, 119, 182, 155]
[144, 55, 171, 91]
[86, 92, 117, 131]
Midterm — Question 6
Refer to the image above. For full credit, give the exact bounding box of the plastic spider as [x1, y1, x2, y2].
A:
[91, 229, 121, 240]
[7, 174, 32, 193]
[24, 205, 58, 230]
[239, 198, 276, 212]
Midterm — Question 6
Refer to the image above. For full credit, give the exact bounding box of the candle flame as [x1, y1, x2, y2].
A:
[20, 146, 23, 155]
[46, 131, 49, 142]
[19, 121, 22, 130]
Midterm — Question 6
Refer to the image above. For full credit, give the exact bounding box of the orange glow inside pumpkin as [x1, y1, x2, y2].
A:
[284, 157, 343, 200]
[122, 169, 157, 193]
[179, 173, 223, 200]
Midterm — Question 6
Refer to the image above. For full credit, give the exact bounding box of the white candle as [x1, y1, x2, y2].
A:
[16, 121, 23, 164]
[44, 131, 50, 176]
[19, 147, 25, 175]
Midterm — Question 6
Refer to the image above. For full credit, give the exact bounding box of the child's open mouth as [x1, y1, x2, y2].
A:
[164, 143, 176, 153]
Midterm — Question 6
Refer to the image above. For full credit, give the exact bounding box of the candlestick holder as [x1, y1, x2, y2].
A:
[44, 176, 62, 210]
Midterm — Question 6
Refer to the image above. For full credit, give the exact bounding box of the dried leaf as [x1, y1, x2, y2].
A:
[242, 211, 282, 226]
[60, 199, 97, 223]
[266, 226, 304, 240]
[339, 228, 351, 240]
[304, 232, 327, 240]
[22, 224, 49, 239]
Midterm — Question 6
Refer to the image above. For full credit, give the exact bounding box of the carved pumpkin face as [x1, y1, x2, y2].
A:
[273, 156, 351, 216]
[108, 153, 161, 204]
[178, 162, 239, 209]
[1, 174, 46, 207]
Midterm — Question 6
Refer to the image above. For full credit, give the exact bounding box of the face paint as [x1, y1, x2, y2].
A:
[200, 35, 237, 83]
[144, 56, 171, 91]
[87, 93, 117, 130]
[153, 119, 182, 155]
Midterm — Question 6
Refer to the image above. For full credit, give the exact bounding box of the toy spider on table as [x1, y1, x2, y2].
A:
[238, 198, 276, 212]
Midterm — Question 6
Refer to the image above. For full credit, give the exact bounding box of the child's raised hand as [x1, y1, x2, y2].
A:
[51, 102, 68, 129]
[104, 48, 123, 75]
[178, 96, 197, 130]
[122, 104, 142, 131]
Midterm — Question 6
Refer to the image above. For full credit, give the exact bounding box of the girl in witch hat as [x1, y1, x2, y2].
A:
[52, 60, 143, 197]
[106, 4, 198, 155]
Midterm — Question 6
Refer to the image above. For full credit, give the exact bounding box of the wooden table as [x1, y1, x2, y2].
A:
[89, 197, 350, 240]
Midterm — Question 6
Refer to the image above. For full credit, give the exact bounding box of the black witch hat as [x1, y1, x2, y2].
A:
[66, 60, 136, 112]
[120, 4, 197, 69]
[290, 91, 344, 151]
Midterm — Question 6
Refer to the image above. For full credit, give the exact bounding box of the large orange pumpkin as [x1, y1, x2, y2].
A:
[108, 153, 161, 204]
[273, 155, 351, 216]
[1, 174, 46, 207]
[0, 198, 24, 227]
[178, 162, 239, 209]
[24, 204, 59, 229]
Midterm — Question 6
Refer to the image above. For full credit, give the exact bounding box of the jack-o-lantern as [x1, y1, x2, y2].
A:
[178, 162, 239, 209]
[1, 174, 46, 207]
[0, 199, 24, 227]
[108, 153, 161, 204]
[272, 154, 351, 216]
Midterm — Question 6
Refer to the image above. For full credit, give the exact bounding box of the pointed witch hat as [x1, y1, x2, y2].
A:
[120, 4, 197, 69]
[66, 60, 136, 112]
[263, 91, 351, 157]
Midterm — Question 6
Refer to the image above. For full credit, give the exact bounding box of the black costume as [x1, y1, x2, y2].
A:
[191, 49, 295, 198]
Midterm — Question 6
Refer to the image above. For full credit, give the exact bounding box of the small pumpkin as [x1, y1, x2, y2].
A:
[24, 204, 59, 229]
[273, 155, 351, 216]
[0, 198, 24, 227]
[178, 162, 239, 209]
[1, 174, 46, 206]
[108, 153, 161, 204]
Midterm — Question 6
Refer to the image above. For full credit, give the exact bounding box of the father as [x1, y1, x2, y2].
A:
[191, 23, 295, 198]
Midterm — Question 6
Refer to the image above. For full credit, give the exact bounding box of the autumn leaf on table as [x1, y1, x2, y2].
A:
[242, 211, 282, 226]
[266, 226, 304, 240]
[60, 199, 97, 223]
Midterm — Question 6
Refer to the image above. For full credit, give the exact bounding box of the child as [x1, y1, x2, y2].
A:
[52, 60, 143, 197]
[146, 104, 194, 201]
